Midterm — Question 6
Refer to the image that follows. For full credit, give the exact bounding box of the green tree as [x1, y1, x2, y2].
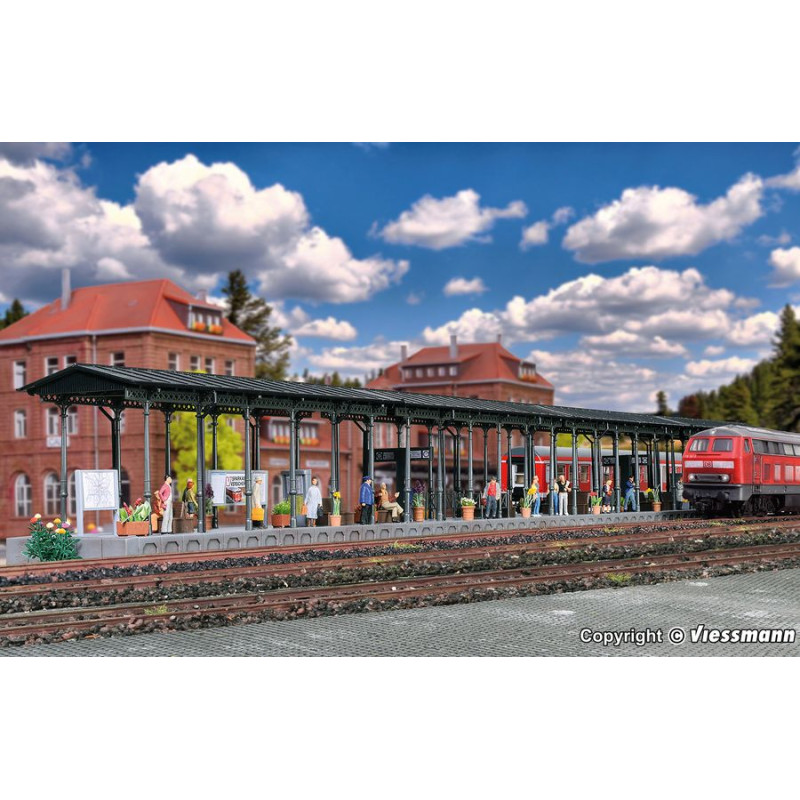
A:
[655, 390, 672, 416]
[769, 304, 800, 430]
[221, 269, 293, 380]
[0, 299, 28, 330]
[722, 377, 759, 426]
[169, 413, 244, 490]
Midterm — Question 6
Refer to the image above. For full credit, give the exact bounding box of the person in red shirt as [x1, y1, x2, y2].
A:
[483, 476, 499, 518]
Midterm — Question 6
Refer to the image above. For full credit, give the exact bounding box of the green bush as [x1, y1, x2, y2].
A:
[272, 499, 291, 515]
[23, 514, 80, 562]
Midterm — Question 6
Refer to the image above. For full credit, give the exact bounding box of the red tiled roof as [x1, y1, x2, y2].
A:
[0, 279, 254, 344]
[369, 342, 554, 389]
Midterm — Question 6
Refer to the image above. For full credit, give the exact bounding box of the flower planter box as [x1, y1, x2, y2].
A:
[271, 513, 291, 528]
[116, 520, 150, 536]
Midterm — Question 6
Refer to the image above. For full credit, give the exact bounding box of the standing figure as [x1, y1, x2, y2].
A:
[602, 480, 613, 513]
[557, 473, 570, 515]
[483, 476, 500, 519]
[182, 479, 197, 516]
[377, 482, 404, 521]
[530, 475, 541, 516]
[304, 476, 323, 527]
[624, 475, 637, 511]
[359, 476, 374, 525]
[252, 476, 264, 527]
[159, 474, 173, 533]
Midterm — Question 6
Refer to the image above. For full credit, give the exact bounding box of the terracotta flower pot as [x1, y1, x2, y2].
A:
[116, 520, 150, 536]
[520, 507, 532, 518]
[412, 506, 425, 522]
[328, 514, 342, 527]
[592, 506, 601, 515]
[652, 502, 662, 512]
[461, 505, 475, 520]
[271, 513, 291, 528]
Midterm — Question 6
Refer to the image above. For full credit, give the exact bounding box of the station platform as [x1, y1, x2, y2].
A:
[5, 509, 692, 566]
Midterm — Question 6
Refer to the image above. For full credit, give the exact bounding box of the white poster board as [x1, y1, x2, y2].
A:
[207, 470, 268, 507]
[75, 469, 119, 535]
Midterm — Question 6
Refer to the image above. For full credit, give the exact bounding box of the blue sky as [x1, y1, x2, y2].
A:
[2, 141, 800, 412]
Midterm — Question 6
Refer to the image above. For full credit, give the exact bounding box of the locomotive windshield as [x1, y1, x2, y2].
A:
[712, 439, 733, 451]
[689, 438, 710, 451]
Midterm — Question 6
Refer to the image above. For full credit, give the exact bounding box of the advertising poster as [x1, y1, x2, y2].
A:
[207, 470, 268, 506]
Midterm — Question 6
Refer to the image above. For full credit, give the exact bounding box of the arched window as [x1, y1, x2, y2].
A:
[68, 471, 77, 516]
[271, 476, 282, 508]
[44, 472, 59, 516]
[15, 473, 32, 517]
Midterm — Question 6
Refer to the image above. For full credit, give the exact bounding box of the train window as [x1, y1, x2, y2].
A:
[712, 438, 733, 452]
[775, 464, 781, 481]
[579, 465, 590, 484]
[794, 445, 800, 456]
[689, 438, 709, 451]
[768, 441, 782, 455]
[744, 439, 751, 453]
[753, 440, 767, 454]
[781, 443, 793, 455]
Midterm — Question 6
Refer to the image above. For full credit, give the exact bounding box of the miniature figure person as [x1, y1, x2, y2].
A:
[483, 476, 499, 519]
[359, 475, 374, 524]
[602, 480, 613, 513]
[624, 475, 637, 512]
[530, 475, 541, 516]
[557, 473, 570, 515]
[252, 476, 264, 527]
[378, 482, 404, 521]
[304, 476, 323, 527]
[182, 479, 197, 516]
[158, 475, 173, 533]
[253, 477, 263, 510]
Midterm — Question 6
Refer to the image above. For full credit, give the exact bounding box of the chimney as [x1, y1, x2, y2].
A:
[496, 333, 503, 346]
[61, 268, 71, 311]
[196, 289, 208, 303]
[400, 344, 408, 362]
[449, 333, 458, 360]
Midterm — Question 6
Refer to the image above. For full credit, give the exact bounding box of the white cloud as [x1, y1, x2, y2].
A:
[376, 188, 527, 249]
[758, 231, 791, 246]
[406, 292, 423, 305]
[768, 247, 800, 287]
[726, 311, 779, 347]
[685, 356, 757, 378]
[307, 340, 408, 376]
[580, 330, 688, 358]
[422, 308, 502, 346]
[552, 206, 575, 225]
[443, 277, 488, 296]
[0, 143, 72, 165]
[766, 164, 800, 191]
[563, 174, 764, 263]
[270, 304, 357, 341]
[0, 152, 407, 305]
[520, 220, 549, 249]
[704, 345, 725, 356]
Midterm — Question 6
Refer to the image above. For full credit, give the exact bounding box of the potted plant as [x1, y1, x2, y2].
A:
[271, 499, 291, 528]
[329, 491, 342, 526]
[651, 487, 662, 513]
[412, 481, 426, 521]
[590, 493, 602, 515]
[204, 483, 215, 529]
[23, 513, 80, 561]
[520, 487, 535, 518]
[460, 496, 477, 520]
[117, 498, 151, 536]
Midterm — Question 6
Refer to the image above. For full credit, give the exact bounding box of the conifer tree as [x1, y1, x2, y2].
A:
[769, 304, 800, 430]
[221, 270, 292, 380]
[0, 299, 28, 330]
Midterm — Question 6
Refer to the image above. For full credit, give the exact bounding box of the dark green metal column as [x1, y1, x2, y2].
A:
[496, 424, 502, 516]
[111, 408, 122, 507]
[244, 405, 252, 532]
[654, 438, 661, 497]
[211, 415, 218, 529]
[436, 426, 445, 520]
[506, 427, 513, 516]
[404, 416, 412, 518]
[164, 410, 172, 480]
[467, 421, 474, 504]
[571, 427, 578, 515]
[329, 412, 339, 496]
[289, 410, 297, 528]
[143, 399, 151, 507]
[426, 423, 434, 518]
[523, 428, 530, 489]
[60, 404, 68, 520]
[482, 426, 489, 518]
[367, 415, 375, 485]
[549, 427, 556, 515]
[632, 431, 639, 511]
[196, 410, 206, 533]
[613, 428, 621, 512]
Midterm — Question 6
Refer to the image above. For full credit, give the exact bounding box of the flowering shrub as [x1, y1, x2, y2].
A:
[208, 323, 223, 335]
[191, 321, 207, 332]
[119, 498, 151, 522]
[460, 496, 477, 506]
[412, 480, 426, 508]
[23, 513, 80, 562]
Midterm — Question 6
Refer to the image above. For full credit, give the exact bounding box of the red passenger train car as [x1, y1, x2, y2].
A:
[682, 425, 800, 515]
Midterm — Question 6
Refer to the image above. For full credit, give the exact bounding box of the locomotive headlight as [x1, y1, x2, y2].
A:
[688, 474, 697, 481]
[720, 475, 730, 482]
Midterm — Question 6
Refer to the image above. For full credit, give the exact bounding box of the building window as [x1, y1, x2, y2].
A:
[120, 469, 130, 506]
[190, 355, 200, 372]
[63, 355, 77, 369]
[15, 473, 32, 517]
[438, 366, 446, 377]
[427, 367, 434, 377]
[205, 357, 215, 374]
[225, 360, 235, 377]
[168, 353, 180, 371]
[449, 365, 458, 376]
[44, 472, 60, 516]
[110, 352, 125, 367]
[119, 410, 126, 434]
[415, 368, 423, 378]
[13, 360, 26, 389]
[46, 407, 60, 437]
[14, 410, 26, 438]
[67, 406, 79, 435]
[45, 357, 59, 375]
[68, 471, 76, 516]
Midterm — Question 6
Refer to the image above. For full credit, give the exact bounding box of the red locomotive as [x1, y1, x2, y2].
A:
[682, 425, 800, 515]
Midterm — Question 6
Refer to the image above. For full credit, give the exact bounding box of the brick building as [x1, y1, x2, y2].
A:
[365, 335, 555, 491]
[0, 273, 356, 537]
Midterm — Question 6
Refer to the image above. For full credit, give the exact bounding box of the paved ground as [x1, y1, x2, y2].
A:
[3, 567, 799, 657]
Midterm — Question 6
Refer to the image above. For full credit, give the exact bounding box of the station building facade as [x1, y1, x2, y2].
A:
[0, 274, 357, 537]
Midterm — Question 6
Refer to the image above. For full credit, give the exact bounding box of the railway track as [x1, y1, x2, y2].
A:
[2, 539, 799, 643]
[2, 516, 800, 646]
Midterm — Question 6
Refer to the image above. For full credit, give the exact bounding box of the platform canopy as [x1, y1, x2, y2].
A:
[22, 363, 720, 436]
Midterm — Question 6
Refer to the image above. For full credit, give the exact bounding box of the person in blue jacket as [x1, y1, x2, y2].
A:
[624, 475, 637, 511]
[359, 475, 374, 524]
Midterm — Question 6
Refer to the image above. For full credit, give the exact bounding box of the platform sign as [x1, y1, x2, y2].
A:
[207, 470, 268, 506]
[374, 448, 432, 462]
[75, 469, 119, 535]
[602, 455, 649, 466]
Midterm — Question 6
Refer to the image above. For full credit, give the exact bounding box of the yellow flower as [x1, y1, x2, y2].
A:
[333, 491, 341, 499]
[53, 518, 61, 524]
[56, 528, 66, 535]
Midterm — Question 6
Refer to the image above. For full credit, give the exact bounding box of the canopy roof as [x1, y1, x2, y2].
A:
[22, 364, 722, 436]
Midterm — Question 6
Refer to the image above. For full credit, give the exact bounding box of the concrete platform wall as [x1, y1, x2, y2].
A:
[5, 510, 694, 566]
